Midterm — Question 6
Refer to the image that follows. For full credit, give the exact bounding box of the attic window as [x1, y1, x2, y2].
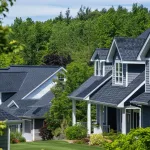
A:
[115, 62, 123, 85]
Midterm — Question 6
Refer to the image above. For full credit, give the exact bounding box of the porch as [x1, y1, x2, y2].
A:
[72, 100, 141, 134]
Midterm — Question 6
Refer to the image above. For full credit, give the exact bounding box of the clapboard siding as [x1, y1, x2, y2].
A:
[0, 128, 8, 150]
[105, 63, 112, 75]
[128, 64, 144, 85]
[145, 60, 150, 93]
[141, 106, 150, 128]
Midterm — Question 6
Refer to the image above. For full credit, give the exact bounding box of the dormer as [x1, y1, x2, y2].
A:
[91, 48, 112, 77]
[107, 37, 145, 87]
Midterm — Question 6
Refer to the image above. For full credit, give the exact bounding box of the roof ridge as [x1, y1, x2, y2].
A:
[10, 65, 61, 68]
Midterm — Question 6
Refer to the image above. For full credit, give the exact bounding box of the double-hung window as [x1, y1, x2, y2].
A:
[115, 62, 123, 84]
[100, 62, 104, 76]
[95, 60, 100, 76]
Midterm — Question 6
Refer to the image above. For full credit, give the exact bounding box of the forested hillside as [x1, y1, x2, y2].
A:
[1, 4, 150, 67]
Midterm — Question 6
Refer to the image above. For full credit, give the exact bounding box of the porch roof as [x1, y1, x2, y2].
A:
[90, 71, 145, 106]
[131, 93, 150, 105]
[69, 71, 112, 99]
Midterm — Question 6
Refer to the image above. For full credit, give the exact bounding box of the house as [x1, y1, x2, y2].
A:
[0, 65, 66, 141]
[69, 29, 150, 135]
[0, 108, 22, 150]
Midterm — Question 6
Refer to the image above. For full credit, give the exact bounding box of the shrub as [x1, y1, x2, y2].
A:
[105, 127, 150, 150]
[39, 125, 53, 140]
[65, 125, 87, 140]
[10, 131, 26, 144]
[90, 134, 104, 145]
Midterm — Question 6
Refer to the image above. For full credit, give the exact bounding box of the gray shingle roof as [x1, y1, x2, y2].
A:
[23, 105, 50, 118]
[90, 71, 145, 106]
[131, 93, 150, 105]
[70, 71, 112, 98]
[0, 109, 19, 121]
[0, 65, 62, 118]
[115, 37, 146, 61]
[91, 48, 109, 61]
[0, 72, 27, 92]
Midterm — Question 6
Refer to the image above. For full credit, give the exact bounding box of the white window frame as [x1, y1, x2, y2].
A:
[95, 60, 100, 76]
[95, 60, 105, 76]
[115, 61, 123, 85]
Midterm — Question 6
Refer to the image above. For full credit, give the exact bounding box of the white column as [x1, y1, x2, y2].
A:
[122, 108, 126, 134]
[139, 108, 142, 128]
[87, 101, 91, 135]
[32, 119, 35, 141]
[0, 92, 2, 105]
[8, 127, 10, 150]
[72, 100, 76, 126]
[17, 124, 21, 132]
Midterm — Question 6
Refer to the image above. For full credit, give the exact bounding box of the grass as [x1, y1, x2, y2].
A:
[11, 140, 103, 150]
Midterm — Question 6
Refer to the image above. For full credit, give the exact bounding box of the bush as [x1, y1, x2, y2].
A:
[90, 134, 104, 145]
[39, 125, 53, 140]
[105, 127, 150, 150]
[65, 125, 87, 140]
[10, 131, 26, 144]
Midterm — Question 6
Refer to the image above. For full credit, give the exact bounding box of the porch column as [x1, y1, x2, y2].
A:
[8, 127, 10, 150]
[87, 101, 91, 135]
[33, 119, 35, 141]
[72, 100, 76, 126]
[122, 108, 126, 134]
[17, 124, 21, 132]
[96, 104, 103, 133]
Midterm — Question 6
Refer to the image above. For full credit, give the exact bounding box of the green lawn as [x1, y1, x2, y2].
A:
[11, 140, 103, 150]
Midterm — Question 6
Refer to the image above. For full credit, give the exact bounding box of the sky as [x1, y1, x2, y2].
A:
[3, 0, 150, 25]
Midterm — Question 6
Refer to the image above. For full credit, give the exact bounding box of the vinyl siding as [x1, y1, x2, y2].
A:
[145, 60, 150, 93]
[105, 63, 112, 75]
[128, 64, 144, 85]
[0, 128, 8, 150]
[141, 106, 150, 128]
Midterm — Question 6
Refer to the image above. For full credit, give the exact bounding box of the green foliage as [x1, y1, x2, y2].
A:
[105, 128, 150, 150]
[0, 121, 6, 136]
[65, 125, 87, 140]
[90, 134, 104, 145]
[10, 131, 26, 144]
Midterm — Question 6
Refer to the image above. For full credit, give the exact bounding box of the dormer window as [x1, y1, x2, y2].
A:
[95, 60, 104, 76]
[115, 62, 123, 84]
[95, 60, 100, 76]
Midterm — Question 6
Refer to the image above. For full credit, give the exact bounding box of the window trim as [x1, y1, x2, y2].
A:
[95, 60, 100, 76]
[115, 61, 123, 85]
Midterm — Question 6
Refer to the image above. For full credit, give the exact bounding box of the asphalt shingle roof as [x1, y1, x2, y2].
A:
[131, 93, 150, 105]
[90, 71, 145, 106]
[115, 37, 146, 61]
[70, 71, 112, 98]
[0, 72, 27, 92]
[0, 65, 61, 118]
[91, 48, 109, 60]
[137, 28, 150, 39]
[0, 109, 19, 121]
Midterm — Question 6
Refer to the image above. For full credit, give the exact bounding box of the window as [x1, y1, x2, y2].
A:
[115, 62, 123, 84]
[95, 61, 99, 76]
[95, 61, 104, 76]
[100, 62, 104, 76]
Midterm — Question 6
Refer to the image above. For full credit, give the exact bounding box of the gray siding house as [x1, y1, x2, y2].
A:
[0, 66, 66, 142]
[0, 109, 21, 150]
[69, 29, 150, 134]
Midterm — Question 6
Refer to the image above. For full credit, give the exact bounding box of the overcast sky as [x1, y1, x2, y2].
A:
[3, 0, 150, 25]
